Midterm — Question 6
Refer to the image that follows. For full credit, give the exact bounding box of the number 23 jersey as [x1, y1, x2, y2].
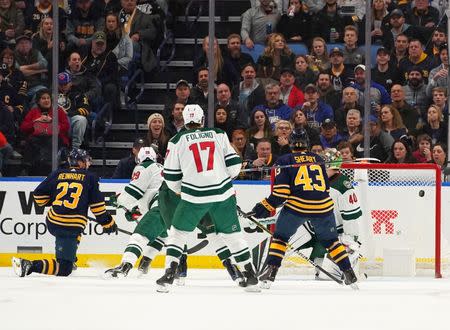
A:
[270, 151, 334, 218]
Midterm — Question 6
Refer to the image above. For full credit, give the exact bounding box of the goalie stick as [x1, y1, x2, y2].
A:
[236, 205, 344, 285]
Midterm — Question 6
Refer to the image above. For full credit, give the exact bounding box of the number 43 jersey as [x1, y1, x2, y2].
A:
[269, 151, 334, 218]
[163, 127, 242, 204]
[33, 167, 110, 234]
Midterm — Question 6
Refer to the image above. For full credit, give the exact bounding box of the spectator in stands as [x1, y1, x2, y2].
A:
[19, 88, 69, 175]
[0, 48, 27, 102]
[317, 72, 341, 111]
[290, 107, 320, 146]
[246, 108, 272, 147]
[253, 83, 292, 130]
[342, 25, 364, 69]
[402, 68, 428, 119]
[371, 46, 400, 93]
[342, 109, 363, 147]
[82, 31, 119, 112]
[214, 106, 234, 139]
[425, 27, 447, 64]
[244, 138, 275, 180]
[326, 47, 353, 94]
[163, 79, 192, 120]
[145, 112, 168, 163]
[0, 101, 15, 173]
[64, 51, 100, 104]
[426, 44, 448, 97]
[216, 83, 247, 129]
[398, 39, 435, 84]
[100, 0, 122, 16]
[334, 86, 362, 132]
[0, 131, 12, 176]
[190, 67, 215, 120]
[385, 138, 416, 163]
[431, 142, 447, 172]
[234, 63, 264, 114]
[354, 114, 394, 162]
[319, 118, 344, 149]
[301, 83, 333, 132]
[26, 0, 66, 34]
[67, 0, 104, 52]
[277, 0, 311, 44]
[222, 33, 254, 89]
[193, 36, 224, 85]
[417, 105, 448, 145]
[279, 67, 304, 109]
[104, 12, 133, 74]
[15, 34, 49, 100]
[240, 0, 281, 49]
[390, 84, 419, 134]
[431, 87, 448, 118]
[307, 37, 330, 73]
[256, 33, 296, 82]
[310, 143, 324, 154]
[412, 133, 433, 163]
[362, 0, 390, 46]
[270, 119, 292, 158]
[165, 102, 184, 138]
[337, 140, 355, 162]
[390, 33, 409, 68]
[230, 127, 255, 163]
[57, 72, 90, 149]
[384, 10, 429, 51]
[293, 54, 317, 91]
[379, 104, 408, 140]
[406, 0, 440, 29]
[312, 0, 353, 43]
[352, 64, 391, 111]
[119, 0, 161, 73]
[0, 0, 25, 45]
[112, 137, 145, 179]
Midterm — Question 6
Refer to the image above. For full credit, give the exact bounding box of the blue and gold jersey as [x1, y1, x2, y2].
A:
[33, 167, 111, 233]
[267, 151, 334, 218]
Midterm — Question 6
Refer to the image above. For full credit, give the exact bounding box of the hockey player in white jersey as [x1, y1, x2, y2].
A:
[156, 104, 260, 292]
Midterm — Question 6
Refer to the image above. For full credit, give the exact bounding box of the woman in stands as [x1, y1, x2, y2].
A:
[412, 134, 433, 163]
[307, 37, 330, 73]
[357, 0, 390, 45]
[277, 0, 311, 44]
[270, 120, 293, 158]
[246, 109, 272, 148]
[145, 113, 169, 163]
[379, 105, 408, 140]
[104, 12, 133, 74]
[193, 36, 224, 84]
[418, 105, 448, 145]
[256, 33, 296, 82]
[290, 107, 320, 146]
[431, 142, 448, 172]
[385, 139, 416, 164]
[214, 106, 234, 139]
[293, 55, 317, 91]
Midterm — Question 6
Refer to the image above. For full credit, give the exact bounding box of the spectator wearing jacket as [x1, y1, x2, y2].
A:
[279, 67, 304, 109]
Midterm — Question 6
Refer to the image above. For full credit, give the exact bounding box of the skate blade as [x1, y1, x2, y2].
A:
[259, 281, 272, 290]
[103, 271, 126, 279]
[11, 257, 23, 277]
[156, 284, 170, 293]
[245, 284, 261, 293]
[175, 277, 185, 286]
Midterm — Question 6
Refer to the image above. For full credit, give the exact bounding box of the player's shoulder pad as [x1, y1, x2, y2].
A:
[332, 173, 354, 194]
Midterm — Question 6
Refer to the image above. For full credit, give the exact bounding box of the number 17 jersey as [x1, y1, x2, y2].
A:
[163, 127, 242, 204]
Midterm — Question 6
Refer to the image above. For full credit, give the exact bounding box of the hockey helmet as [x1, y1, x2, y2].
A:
[322, 148, 343, 170]
[137, 146, 157, 163]
[68, 148, 91, 167]
[183, 104, 204, 126]
[289, 128, 310, 151]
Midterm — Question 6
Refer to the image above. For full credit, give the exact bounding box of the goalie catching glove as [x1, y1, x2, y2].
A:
[252, 199, 276, 219]
[124, 206, 142, 222]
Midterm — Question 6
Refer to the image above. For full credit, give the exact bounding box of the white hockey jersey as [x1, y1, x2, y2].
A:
[117, 159, 164, 214]
[163, 127, 242, 204]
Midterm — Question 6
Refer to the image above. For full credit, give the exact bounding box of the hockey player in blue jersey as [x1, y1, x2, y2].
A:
[251, 129, 358, 288]
[12, 148, 117, 277]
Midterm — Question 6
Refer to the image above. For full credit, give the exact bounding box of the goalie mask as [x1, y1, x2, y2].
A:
[183, 104, 204, 126]
[322, 148, 343, 170]
[289, 128, 309, 151]
[137, 146, 157, 163]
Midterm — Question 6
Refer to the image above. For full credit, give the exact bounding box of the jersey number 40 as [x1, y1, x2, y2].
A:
[189, 141, 215, 173]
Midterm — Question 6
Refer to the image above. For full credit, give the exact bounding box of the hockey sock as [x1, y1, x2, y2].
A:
[266, 238, 288, 267]
[326, 241, 351, 271]
[122, 233, 149, 265]
[219, 231, 251, 269]
[164, 228, 189, 267]
[142, 236, 166, 260]
[30, 259, 59, 275]
[209, 234, 232, 262]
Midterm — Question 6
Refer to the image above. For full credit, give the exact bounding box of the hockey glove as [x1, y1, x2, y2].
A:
[124, 206, 142, 222]
[102, 215, 118, 234]
[106, 194, 120, 207]
[252, 199, 275, 219]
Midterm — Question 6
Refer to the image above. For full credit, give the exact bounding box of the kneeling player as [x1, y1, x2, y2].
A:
[12, 148, 117, 277]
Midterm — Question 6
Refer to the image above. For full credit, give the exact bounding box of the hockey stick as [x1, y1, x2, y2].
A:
[87, 215, 133, 235]
[236, 205, 344, 285]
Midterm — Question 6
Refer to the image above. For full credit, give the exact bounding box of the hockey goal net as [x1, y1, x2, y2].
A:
[279, 163, 449, 278]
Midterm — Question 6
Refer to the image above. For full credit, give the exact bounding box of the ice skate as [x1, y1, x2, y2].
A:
[175, 254, 187, 286]
[343, 268, 359, 290]
[137, 257, 152, 276]
[223, 259, 245, 287]
[258, 265, 278, 289]
[12, 257, 32, 277]
[242, 264, 261, 292]
[104, 262, 132, 278]
[156, 262, 178, 293]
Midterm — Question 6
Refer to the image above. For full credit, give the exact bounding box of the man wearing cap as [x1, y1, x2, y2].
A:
[326, 47, 352, 93]
[301, 83, 333, 132]
[112, 137, 145, 179]
[398, 39, 434, 84]
[163, 79, 192, 120]
[342, 25, 364, 70]
[352, 64, 391, 111]
[371, 46, 400, 93]
[279, 67, 304, 109]
[57, 72, 90, 148]
[82, 31, 119, 112]
[320, 118, 344, 149]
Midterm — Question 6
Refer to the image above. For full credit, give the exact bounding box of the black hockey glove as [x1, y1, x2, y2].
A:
[102, 215, 118, 234]
[252, 199, 274, 219]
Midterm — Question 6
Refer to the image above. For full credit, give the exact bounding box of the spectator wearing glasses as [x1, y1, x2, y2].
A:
[270, 120, 292, 158]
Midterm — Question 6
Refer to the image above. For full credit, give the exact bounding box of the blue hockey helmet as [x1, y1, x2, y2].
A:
[289, 128, 310, 151]
[68, 148, 91, 167]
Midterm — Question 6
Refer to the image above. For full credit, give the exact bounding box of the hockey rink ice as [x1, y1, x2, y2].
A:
[1, 267, 449, 330]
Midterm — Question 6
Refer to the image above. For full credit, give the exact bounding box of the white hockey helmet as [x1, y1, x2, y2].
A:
[137, 146, 157, 163]
[183, 104, 204, 126]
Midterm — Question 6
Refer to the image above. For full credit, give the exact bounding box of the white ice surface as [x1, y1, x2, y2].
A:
[1, 267, 450, 330]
